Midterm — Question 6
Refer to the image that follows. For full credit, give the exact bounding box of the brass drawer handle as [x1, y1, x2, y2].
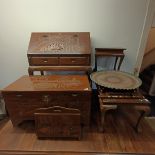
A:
[53, 109, 62, 112]
[16, 94, 23, 97]
[42, 95, 50, 103]
[43, 60, 48, 63]
[72, 94, 78, 97]
[71, 60, 76, 63]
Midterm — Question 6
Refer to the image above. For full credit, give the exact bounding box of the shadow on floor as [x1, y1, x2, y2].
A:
[145, 95, 155, 116]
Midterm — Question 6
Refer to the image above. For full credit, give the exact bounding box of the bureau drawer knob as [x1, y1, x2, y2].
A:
[71, 60, 76, 63]
[42, 95, 50, 103]
[53, 109, 62, 112]
[16, 94, 23, 97]
[72, 94, 78, 97]
[43, 60, 48, 63]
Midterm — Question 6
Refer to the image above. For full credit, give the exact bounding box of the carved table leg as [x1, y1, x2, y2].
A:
[40, 71, 44, 75]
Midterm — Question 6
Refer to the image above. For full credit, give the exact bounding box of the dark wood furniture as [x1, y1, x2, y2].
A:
[98, 87, 150, 132]
[95, 48, 126, 71]
[2, 75, 91, 138]
[27, 32, 92, 75]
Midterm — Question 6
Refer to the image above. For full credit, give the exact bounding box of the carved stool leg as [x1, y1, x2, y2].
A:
[99, 98, 117, 132]
[100, 110, 106, 132]
[100, 105, 117, 132]
[135, 111, 145, 133]
[133, 105, 150, 133]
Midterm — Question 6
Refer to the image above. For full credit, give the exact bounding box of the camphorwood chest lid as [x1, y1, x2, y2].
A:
[2, 75, 91, 92]
[27, 32, 91, 55]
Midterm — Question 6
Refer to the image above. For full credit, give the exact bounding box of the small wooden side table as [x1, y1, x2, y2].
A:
[95, 48, 126, 71]
[98, 88, 150, 133]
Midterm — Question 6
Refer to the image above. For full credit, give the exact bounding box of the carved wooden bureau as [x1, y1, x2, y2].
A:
[2, 75, 91, 138]
[27, 32, 91, 75]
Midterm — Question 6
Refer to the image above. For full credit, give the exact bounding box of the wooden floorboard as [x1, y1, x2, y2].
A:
[0, 107, 155, 155]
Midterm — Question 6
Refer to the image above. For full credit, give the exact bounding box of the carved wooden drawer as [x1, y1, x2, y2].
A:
[41, 93, 86, 109]
[59, 57, 89, 65]
[3, 93, 43, 107]
[29, 57, 59, 66]
[35, 106, 81, 139]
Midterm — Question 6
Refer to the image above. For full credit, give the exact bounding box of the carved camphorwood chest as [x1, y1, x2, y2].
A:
[2, 75, 91, 138]
[27, 32, 91, 75]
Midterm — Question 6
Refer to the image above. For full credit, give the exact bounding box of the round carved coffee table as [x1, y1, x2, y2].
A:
[90, 70, 150, 133]
[90, 70, 142, 90]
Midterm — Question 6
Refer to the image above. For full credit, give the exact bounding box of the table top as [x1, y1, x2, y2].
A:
[90, 70, 142, 90]
[95, 48, 125, 57]
[27, 32, 91, 55]
[2, 75, 91, 92]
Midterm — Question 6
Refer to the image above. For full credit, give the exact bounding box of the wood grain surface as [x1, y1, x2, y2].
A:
[2, 75, 91, 92]
[28, 32, 91, 54]
[0, 107, 154, 155]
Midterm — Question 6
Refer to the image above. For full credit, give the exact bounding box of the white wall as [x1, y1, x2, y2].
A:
[0, 0, 148, 88]
[152, 13, 155, 27]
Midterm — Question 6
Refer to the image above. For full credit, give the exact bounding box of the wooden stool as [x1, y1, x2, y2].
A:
[98, 89, 150, 133]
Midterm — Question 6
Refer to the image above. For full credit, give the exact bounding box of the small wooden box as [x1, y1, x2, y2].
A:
[35, 106, 81, 139]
